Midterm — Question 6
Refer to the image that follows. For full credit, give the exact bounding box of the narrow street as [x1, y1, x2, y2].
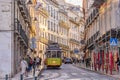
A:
[39, 64, 118, 80]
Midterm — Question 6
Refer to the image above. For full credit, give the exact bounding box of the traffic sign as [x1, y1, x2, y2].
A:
[74, 48, 79, 54]
[110, 38, 118, 46]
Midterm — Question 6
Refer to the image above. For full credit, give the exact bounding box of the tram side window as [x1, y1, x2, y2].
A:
[57, 51, 61, 58]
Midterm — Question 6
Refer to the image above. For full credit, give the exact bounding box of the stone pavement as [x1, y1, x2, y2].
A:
[73, 63, 120, 79]
[12, 65, 43, 80]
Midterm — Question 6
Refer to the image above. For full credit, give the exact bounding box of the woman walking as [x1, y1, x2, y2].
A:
[116, 57, 120, 74]
[21, 58, 28, 77]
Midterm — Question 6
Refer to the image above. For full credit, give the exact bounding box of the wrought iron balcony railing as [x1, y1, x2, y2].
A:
[38, 7, 49, 17]
[15, 19, 29, 47]
[69, 38, 80, 44]
[17, 0, 31, 25]
[59, 9, 68, 16]
[69, 17, 79, 26]
[59, 20, 69, 29]
[85, 8, 99, 29]
[92, 0, 107, 8]
[59, 43, 69, 50]
[39, 37, 48, 45]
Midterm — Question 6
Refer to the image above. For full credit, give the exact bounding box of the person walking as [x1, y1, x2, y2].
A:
[21, 58, 28, 77]
[28, 57, 33, 72]
[116, 57, 120, 74]
[33, 58, 37, 76]
[36, 56, 40, 68]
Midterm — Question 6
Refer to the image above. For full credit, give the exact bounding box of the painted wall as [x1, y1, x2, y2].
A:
[0, 0, 13, 77]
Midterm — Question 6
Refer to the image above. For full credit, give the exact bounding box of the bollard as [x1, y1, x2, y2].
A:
[5, 75, 8, 80]
[34, 76, 37, 80]
[20, 74, 23, 80]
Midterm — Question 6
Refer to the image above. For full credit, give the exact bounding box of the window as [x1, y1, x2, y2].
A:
[57, 51, 61, 58]
[54, 23, 55, 32]
[51, 51, 56, 57]
[44, 18, 46, 26]
[51, 22, 53, 31]
[57, 25, 59, 33]
[54, 9, 55, 19]
[48, 5, 50, 12]
[51, 7, 53, 17]
[56, 11, 58, 20]
[48, 21, 50, 30]
[46, 51, 51, 58]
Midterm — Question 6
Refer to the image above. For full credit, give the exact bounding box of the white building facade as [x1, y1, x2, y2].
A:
[83, 0, 120, 72]
[0, 0, 31, 77]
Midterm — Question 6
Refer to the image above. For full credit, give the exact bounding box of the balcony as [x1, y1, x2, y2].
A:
[15, 19, 29, 47]
[59, 9, 68, 16]
[59, 43, 69, 50]
[69, 38, 80, 44]
[59, 20, 69, 29]
[69, 17, 79, 26]
[85, 8, 99, 29]
[39, 37, 48, 45]
[17, 0, 31, 25]
[38, 7, 49, 17]
[92, 0, 107, 8]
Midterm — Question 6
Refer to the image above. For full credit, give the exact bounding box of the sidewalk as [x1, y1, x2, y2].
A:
[12, 65, 44, 80]
[73, 63, 120, 79]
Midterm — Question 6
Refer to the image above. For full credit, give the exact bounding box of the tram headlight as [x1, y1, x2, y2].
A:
[52, 61, 56, 63]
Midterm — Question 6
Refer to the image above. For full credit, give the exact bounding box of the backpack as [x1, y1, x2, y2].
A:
[30, 59, 33, 64]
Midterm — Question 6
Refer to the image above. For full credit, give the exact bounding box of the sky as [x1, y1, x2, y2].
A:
[65, 0, 83, 7]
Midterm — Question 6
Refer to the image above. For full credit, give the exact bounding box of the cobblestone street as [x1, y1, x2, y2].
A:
[39, 64, 118, 80]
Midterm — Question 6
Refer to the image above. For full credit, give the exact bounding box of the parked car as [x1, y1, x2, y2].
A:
[64, 58, 72, 64]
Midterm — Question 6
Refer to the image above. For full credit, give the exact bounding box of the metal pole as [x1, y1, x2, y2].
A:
[20, 74, 23, 80]
[5, 75, 8, 80]
[34, 76, 37, 80]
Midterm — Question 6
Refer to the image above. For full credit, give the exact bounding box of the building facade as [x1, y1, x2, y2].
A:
[45, 0, 82, 58]
[28, 0, 37, 58]
[46, 0, 59, 44]
[34, 0, 49, 61]
[68, 11, 81, 58]
[58, 6, 69, 57]
[0, 0, 31, 77]
[83, 0, 120, 73]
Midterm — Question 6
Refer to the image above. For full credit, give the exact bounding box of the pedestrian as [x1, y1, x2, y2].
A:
[33, 58, 37, 76]
[36, 56, 40, 68]
[39, 57, 42, 65]
[20, 58, 28, 77]
[116, 57, 120, 73]
[96, 58, 99, 70]
[28, 57, 33, 72]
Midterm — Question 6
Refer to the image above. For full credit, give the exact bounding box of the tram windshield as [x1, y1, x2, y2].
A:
[46, 51, 61, 58]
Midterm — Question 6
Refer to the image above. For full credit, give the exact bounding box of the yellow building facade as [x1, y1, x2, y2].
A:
[35, 0, 49, 60]
[28, 0, 37, 57]
[59, 8, 70, 58]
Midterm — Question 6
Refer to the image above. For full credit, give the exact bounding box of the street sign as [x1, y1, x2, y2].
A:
[31, 37, 36, 49]
[74, 48, 79, 54]
[110, 38, 118, 46]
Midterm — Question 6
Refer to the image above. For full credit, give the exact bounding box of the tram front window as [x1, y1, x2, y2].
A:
[51, 51, 56, 57]
[57, 51, 61, 58]
[46, 51, 51, 58]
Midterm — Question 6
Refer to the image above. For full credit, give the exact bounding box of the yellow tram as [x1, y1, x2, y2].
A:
[45, 43, 62, 68]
